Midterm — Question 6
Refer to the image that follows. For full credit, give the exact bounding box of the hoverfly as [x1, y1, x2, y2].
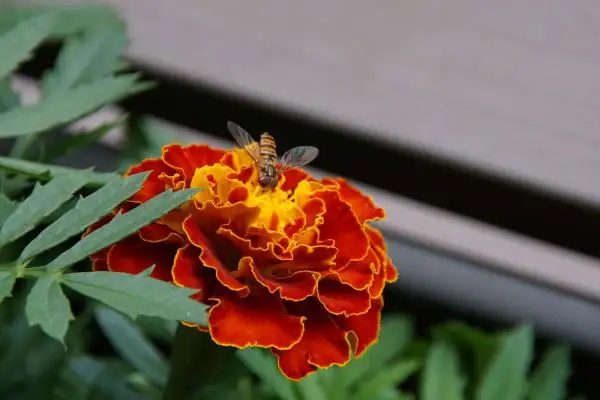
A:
[227, 121, 319, 190]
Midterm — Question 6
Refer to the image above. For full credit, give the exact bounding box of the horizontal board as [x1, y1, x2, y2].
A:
[79, 0, 600, 206]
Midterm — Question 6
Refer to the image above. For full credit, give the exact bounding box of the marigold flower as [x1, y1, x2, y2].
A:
[85, 143, 398, 380]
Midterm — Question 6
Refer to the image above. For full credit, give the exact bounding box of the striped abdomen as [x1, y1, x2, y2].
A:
[258, 133, 279, 188]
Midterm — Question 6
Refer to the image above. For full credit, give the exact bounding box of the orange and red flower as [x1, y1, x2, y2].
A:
[85, 143, 398, 380]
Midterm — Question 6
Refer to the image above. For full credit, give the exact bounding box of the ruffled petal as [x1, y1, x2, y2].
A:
[317, 278, 371, 316]
[385, 259, 399, 283]
[107, 235, 178, 282]
[334, 297, 383, 356]
[126, 158, 179, 203]
[217, 224, 290, 263]
[281, 169, 310, 192]
[368, 265, 386, 298]
[275, 304, 351, 380]
[323, 178, 385, 223]
[162, 144, 226, 184]
[335, 250, 377, 291]
[312, 190, 369, 262]
[238, 257, 318, 301]
[172, 244, 215, 303]
[208, 292, 305, 350]
[182, 216, 249, 294]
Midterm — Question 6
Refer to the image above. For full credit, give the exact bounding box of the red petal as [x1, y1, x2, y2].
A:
[182, 216, 249, 294]
[107, 235, 178, 282]
[312, 190, 369, 262]
[281, 169, 310, 192]
[368, 266, 386, 298]
[217, 225, 290, 262]
[334, 297, 383, 357]
[324, 178, 385, 223]
[139, 223, 185, 245]
[385, 258, 399, 283]
[208, 292, 305, 350]
[238, 257, 318, 301]
[172, 244, 215, 303]
[317, 278, 371, 316]
[275, 306, 351, 380]
[335, 249, 377, 290]
[126, 158, 176, 203]
[162, 144, 226, 184]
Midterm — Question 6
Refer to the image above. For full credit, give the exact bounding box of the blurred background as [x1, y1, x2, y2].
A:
[2, 0, 600, 397]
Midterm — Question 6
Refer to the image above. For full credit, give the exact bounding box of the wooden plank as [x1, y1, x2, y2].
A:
[73, 0, 600, 206]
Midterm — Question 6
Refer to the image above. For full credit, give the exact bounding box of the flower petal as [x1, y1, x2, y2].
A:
[275, 305, 351, 380]
[317, 278, 371, 316]
[312, 190, 369, 262]
[335, 249, 378, 290]
[334, 297, 383, 357]
[238, 257, 318, 301]
[182, 216, 249, 294]
[172, 244, 215, 302]
[126, 158, 178, 203]
[368, 265, 386, 298]
[107, 235, 178, 282]
[162, 144, 226, 183]
[208, 292, 305, 350]
[385, 259, 399, 283]
[323, 178, 385, 223]
[281, 169, 310, 192]
[217, 224, 290, 262]
[139, 223, 185, 245]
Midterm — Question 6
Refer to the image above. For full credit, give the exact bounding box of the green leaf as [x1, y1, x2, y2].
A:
[475, 325, 534, 400]
[0, 74, 152, 138]
[0, 78, 20, 111]
[42, 27, 128, 94]
[19, 172, 148, 261]
[24, 275, 74, 345]
[45, 188, 198, 272]
[0, 5, 124, 39]
[0, 270, 17, 304]
[0, 172, 91, 246]
[342, 314, 414, 386]
[294, 373, 328, 400]
[237, 348, 298, 400]
[94, 305, 168, 387]
[60, 271, 208, 325]
[527, 345, 571, 400]
[0, 193, 16, 225]
[42, 118, 123, 162]
[420, 341, 465, 400]
[0, 13, 56, 80]
[351, 360, 420, 400]
[0, 155, 118, 186]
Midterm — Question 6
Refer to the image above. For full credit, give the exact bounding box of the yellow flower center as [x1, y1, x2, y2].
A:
[246, 185, 302, 230]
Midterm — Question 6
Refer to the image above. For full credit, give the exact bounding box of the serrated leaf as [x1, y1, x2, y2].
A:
[0, 270, 17, 303]
[237, 348, 298, 400]
[420, 341, 465, 400]
[351, 360, 420, 400]
[19, 172, 148, 261]
[60, 271, 208, 325]
[0, 193, 16, 225]
[42, 27, 128, 94]
[24, 275, 74, 345]
[94, 305, 168, 387]
[475, 325, 534, 400]
[45, 188, 198, 272]
[42, 118, 123, 162]
[0, 5, 124, 38]
[0, 13, 56, 80]
[527, 345, 571, 400]
[0, 172, 91, 246]
[0, 155, 118, 186]
[0, 75, 152, 138]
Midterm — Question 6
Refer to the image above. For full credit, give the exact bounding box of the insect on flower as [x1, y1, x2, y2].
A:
[227, 121, 319, 190]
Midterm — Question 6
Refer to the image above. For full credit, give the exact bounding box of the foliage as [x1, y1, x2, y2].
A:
[0, 3, 584, 400]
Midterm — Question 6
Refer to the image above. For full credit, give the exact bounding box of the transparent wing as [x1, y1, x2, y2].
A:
[226, 121, 261, 161]
[279, 146, 320, 171]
